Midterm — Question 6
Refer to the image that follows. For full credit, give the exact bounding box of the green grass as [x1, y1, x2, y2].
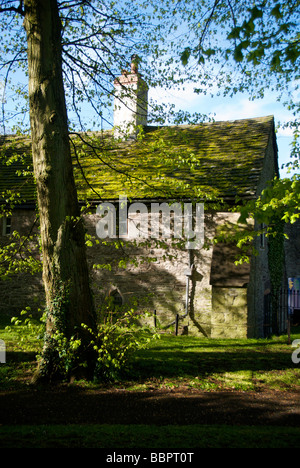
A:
[125, 332, 300, 392]
[0, 314, 300, 448]
[0, 424, 299, 448]
[1, 321, 300, 392]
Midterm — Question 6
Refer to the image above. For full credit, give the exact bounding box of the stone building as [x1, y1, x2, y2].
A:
[0, 59, 287, 338]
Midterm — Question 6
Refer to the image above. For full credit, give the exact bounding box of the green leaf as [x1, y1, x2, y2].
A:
[203, 48, 216, 57]
[234, 46, 244, 62]
[285, 43, 300, 65]
[227, 26, 241, 40]
[250, 6, 263, 20]
[271, 51, 281, 69]
[270, 4, 282, 19]
[181, 47, 191, 66]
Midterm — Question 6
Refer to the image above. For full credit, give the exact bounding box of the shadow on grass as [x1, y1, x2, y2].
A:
[127, 334, 299, 382]
[0, 423, 300, 448]
[0, 379, 299, 427]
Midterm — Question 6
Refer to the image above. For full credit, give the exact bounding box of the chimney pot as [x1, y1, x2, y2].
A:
[113, 56, 148, 140]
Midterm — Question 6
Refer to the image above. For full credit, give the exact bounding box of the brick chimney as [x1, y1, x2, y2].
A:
[113, 55, 148, 139]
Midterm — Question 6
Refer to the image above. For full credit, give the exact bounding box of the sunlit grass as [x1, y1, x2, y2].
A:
[126, 331, 300, 391]
[0, 314, 300, 392]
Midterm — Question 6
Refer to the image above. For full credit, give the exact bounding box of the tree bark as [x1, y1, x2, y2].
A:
[24, 0, 97, 381]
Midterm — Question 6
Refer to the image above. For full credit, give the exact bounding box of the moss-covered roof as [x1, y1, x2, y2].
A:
[0, 135, 34, 206]
[0, 115, 277, 207]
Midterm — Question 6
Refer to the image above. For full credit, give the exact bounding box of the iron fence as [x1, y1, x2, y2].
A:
[264, 285, 300, 337]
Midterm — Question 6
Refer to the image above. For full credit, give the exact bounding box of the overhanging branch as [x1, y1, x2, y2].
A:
[0, 0, 24, 16]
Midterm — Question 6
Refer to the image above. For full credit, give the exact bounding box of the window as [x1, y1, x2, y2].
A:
[260, 223, 266, 249]
[2, 217, 12, 236]
[109, 289, 123, 309]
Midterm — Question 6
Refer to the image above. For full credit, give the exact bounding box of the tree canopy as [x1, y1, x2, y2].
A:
[0, 0, 299, 380]
[1, 1, 299, 147]
[0, 0, 167, 132]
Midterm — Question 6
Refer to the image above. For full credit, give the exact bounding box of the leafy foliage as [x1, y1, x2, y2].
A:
[92, 308, 158, 381]
[0, 229, 41, 280]
[5, 306, 45, 352]
[0, 0, 190, 132]
[173, 0, 299, 168]
[5, 294, 157, 383]
[0, 0, 299, 382]
[37, 311, 157, 383]
[239, 175, 300, 227]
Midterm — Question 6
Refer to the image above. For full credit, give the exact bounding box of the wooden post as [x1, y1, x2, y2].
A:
[175, 314, 179, 336]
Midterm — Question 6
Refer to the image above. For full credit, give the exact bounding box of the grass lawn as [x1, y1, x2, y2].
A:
[126, 332, 300, 393]
[0, 314, 300, 448]
[1, 424, 299, 448]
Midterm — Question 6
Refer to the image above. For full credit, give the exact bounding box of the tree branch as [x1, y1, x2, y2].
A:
[0, 0, 24, 16]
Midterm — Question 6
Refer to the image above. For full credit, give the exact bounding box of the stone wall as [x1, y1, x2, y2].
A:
[0, 210, 43, 318]
[245, 123, 283, 338]
[85, 209, 253, 338]
[0, 205, 273, 339]
[211, 287, 248, 338]
[246, 234, 271, 338]
[285, 218, 300, 279]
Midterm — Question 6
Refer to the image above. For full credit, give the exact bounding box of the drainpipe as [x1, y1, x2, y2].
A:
[175, 264, 193, 335]
[184, 251, 194, 318]
[165, 253, 194, 334]
[185, 275, 189, 316]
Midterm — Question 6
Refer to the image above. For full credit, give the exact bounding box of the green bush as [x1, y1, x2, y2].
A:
[5, 306, 45, 352]
[6, 303, 157, 382]
[92, 307, 158, 381]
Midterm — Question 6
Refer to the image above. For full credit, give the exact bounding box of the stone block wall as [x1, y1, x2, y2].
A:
[85, 209, 252, 338]
[0, 210, 43, 319]
[285, 219, 300, 279]
[0, 207, 272, 339]
[211, 286, 248, 338]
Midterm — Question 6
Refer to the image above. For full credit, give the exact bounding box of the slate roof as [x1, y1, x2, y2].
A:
[0, 115, 278, 207]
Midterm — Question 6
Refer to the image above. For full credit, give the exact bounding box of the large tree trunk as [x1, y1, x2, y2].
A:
[24, 0, 97, 381]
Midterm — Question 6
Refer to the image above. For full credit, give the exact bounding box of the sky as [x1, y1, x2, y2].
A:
[148, 83, 297, 179]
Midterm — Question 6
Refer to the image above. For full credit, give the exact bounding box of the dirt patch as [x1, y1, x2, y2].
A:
[1, 385, 299, 427]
